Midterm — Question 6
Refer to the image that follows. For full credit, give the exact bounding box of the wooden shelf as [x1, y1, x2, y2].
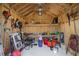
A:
[25, 24, 59, 27]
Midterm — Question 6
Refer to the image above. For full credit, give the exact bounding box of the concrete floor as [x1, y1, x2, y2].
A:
[21, 44, 72, 56]
[0, 45, 4, 56]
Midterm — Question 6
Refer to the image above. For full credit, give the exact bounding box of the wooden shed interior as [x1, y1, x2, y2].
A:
[0, 3, 79, 56]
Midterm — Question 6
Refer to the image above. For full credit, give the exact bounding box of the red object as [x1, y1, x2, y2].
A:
[43, 38, 48, 45]
[47, 41, 51, 47]
[51, 40, 57, 47]
[12, 50, 21, 56]
[3, 11, 11, 17]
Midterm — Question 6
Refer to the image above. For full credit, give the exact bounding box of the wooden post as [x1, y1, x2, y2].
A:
[73, 17, 77, 35]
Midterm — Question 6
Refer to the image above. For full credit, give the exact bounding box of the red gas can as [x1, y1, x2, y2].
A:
[47, 41, 51, 47]
[43, 38, 48, 45]
[51, 40, 57, 47]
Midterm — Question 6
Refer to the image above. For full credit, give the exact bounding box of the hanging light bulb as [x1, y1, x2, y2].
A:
[37, 3, 43, 16]
[38, 8, 42, 11]
[38, 7, 43, 16]
[38, 11, 42, 16]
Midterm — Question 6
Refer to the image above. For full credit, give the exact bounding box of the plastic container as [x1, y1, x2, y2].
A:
[55, 31, 59, 35]
[38, 40, 42, 47]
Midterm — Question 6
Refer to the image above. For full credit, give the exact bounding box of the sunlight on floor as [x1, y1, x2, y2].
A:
[21, 45, 72, 56]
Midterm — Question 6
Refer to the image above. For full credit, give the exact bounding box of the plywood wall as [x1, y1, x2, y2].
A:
[1, 4, 24, 54]
[75, 19, 79, 35]
[60, 14, 79, 46]
[22, 10, 59, 33]
[24, 12, 53, 24]
[22, 24, 60, 33]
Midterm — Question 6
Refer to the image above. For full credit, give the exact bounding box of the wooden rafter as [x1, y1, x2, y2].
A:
[18, 5, 34, 14]
[20, 5, 36, 15]
[64, 4, 78, 13]
[43, 8, 57, 16]
[42, 4, 58, 16]
[24, 11, 35, 19]
[22, 5, 37, 16]
[24, 10, 34, 16]
[10, 3, 19, 8]
[9, 3, 14, 7]
[7, 3, 79, 21]
[44, 11, 54, 18]
[15, 4, 30, 12]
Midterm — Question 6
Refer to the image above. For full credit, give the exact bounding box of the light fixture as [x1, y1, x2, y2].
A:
[38, 8, 42, 16]
[38, 8, 42, 11]
[38, 12, 42, 16]
[37, 3, 43, 16]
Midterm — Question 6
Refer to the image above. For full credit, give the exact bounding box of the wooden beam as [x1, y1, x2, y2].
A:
[42, 4, 78, 17]
[19, 5, 34, 14]
[42, 4, 57, 16]
[44, 8, 57, 16]
[63, 4, 78, 13]
[42, 4, 50, 9]
[24, 11, 35, 18]
[3, 4, 10, 10]
[22, 6, 36, 16]
[43, 4, 66, 17]
[16, 4, 30, 12]
[10, 4, 19, 8]
[44, 11, 55, 17]
[10, 3, 15, 7]
[22, 9, 33, 16]
[23, 10, 34, 16]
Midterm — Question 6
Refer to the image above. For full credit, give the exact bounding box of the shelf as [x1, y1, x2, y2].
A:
[27, 35, 58, 38]
[25, 24, 59, 27]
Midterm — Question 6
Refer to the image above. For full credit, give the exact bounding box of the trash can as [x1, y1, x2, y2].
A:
[38, 35, 43, 47]
[38, 40, 42, 47]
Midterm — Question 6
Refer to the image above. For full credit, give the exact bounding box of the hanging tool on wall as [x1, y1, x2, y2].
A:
[14, 19, 23, 39]
[67, 13, 71, 26]
[66, 9, 79, 56]
[14, 18, 22, 32]
[70, 9, 79, 35]
[2, 10, 11, 24]
[11, 18, 15, 32]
